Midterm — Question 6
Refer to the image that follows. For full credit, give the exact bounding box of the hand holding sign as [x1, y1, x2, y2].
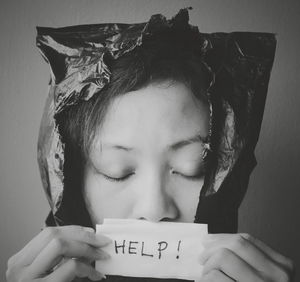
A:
[96, 219, 207, 280]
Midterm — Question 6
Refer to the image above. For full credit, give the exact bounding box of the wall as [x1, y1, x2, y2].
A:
[1, 0, 299, 280]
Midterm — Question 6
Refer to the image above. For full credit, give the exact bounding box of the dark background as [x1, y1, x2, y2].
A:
[1, 0, 299, 280]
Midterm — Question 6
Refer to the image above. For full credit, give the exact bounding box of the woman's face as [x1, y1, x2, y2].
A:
[83, 81, 210, 225]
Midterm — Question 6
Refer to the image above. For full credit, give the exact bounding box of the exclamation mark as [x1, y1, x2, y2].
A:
[176, 240, 181, 259]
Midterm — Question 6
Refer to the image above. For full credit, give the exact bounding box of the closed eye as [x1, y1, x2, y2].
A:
[170, 159, 207, 181]
[101, 172, 135, 182]
[171, 170, 205, 181]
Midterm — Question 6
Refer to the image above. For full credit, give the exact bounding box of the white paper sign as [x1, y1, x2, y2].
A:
[96, 219, 207, 280]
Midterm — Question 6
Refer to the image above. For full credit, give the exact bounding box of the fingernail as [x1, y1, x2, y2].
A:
[96, 250, 111, 260]
[201, 235, 215, 246]
[96, 235, 112, 246]
[202, 234, 213, 241]
[198, 252, 207, 265]
[199, 254, 205, 264]
[202, 240, 214, 247]
[84, 227, 95, 233]
[90, 271, 106, 281]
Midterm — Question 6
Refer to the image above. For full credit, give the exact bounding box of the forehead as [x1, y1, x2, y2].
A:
[93, 81, 210, 150]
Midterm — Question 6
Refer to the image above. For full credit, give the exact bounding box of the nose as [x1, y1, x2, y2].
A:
[131, 170, 179, 222]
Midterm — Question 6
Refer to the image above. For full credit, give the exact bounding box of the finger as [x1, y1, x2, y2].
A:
[7, 227, 61, 267]
[240, 233, 294, 272]
[12, 226, 111, 267]
[45, 258, 105, 282]
[199, 269, 235, 282]
[201, 234, 279, 276]
[204, 233, 292, 270]
[203, 248, 265, 282]
[203, 233, 294, 280]
[26, 236, 110, 278]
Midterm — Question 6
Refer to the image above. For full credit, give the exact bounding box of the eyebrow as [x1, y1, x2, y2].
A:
[168, 133, 208, 151]
[100, 133, 208, 153]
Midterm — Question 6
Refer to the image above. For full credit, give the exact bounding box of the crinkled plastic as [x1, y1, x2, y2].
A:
[36, 8, 276, 228]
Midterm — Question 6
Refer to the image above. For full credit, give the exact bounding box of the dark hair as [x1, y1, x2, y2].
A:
[54, 29, 211, 226]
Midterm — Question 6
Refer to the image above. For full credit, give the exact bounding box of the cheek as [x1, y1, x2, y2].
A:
[171, 179, 203, 223]
[83, 174, 134, 224]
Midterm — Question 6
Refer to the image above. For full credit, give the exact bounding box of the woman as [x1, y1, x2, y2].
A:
[6, 9, 294, 282]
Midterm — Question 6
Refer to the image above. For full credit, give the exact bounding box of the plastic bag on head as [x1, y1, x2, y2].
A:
[36, 8, 276, 231]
